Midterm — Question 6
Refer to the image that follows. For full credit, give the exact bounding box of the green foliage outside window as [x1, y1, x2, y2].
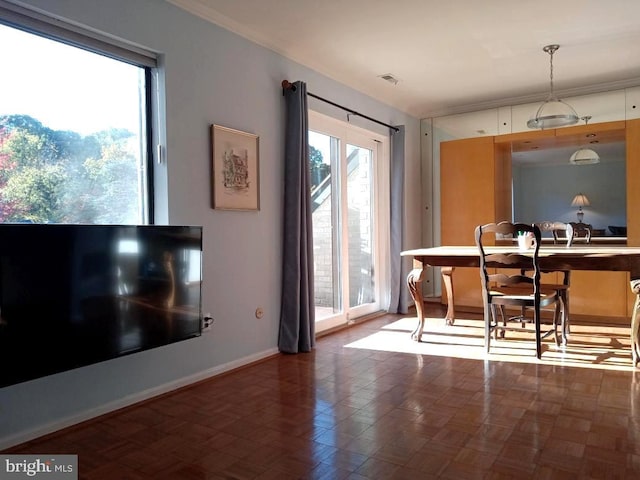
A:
[0, 114, 140, 224]
[309, 144, 329, 189]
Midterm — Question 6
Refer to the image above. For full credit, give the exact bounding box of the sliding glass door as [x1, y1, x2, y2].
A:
[308, 111, 388, 332]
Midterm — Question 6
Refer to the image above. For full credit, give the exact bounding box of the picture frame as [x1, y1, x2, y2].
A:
[210, 124, 260, 211]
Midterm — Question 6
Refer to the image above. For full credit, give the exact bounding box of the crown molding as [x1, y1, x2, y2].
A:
[420, 78, 640, 119]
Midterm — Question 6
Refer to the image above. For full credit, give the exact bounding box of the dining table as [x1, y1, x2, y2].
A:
[401, 245, 640, 366]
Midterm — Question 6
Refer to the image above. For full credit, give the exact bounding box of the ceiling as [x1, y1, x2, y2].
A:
[168, 0, 640, 119]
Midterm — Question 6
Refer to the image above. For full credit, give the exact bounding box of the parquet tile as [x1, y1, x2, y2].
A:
[4, 307, 640, 479]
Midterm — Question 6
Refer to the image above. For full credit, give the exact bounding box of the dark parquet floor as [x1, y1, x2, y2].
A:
[5, 306, 640, 479]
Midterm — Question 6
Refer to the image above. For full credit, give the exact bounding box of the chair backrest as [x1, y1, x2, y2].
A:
[535, 221, 574, 247]
[568, 222, 592, 244]
[475, 221, 542, 297]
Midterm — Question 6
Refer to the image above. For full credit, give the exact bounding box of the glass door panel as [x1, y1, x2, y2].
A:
[346, 143, 376, 313]
[309, 131, 342, 324]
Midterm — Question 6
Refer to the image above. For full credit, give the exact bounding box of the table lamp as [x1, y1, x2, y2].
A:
[571, 193, 590, 222]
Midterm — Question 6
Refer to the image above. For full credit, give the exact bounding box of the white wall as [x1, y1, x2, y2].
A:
[0, 0, 420, 448]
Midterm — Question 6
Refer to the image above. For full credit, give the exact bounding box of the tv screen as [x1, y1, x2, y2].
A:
[0, 224, 203, 388]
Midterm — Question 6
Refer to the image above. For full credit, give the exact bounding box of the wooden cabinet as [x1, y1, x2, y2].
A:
[440, 136, 511, 307]
[440, 137, 497, 245]
[627, 119, 640, 246]
[439, 120, 639, 319]
[626, 119, 640, 316]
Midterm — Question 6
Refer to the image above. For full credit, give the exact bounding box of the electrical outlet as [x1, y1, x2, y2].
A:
[202, 312, 214, 332]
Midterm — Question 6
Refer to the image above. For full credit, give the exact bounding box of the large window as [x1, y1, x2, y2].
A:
[0, 6, 156, 224]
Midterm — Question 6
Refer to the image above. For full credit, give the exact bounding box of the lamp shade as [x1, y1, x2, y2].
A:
[571, 193, 590, 208]
[569, 148, 600, 165]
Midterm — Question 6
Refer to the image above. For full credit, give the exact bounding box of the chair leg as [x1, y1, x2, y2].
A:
[561, 291, 570, 340]
[562, 271, 571, 335]
[558, 291, 568, 336]
[484, 303, 491, 354]
[553, 297, 566, 347]
[559, 296, 567, 346]
[534, 307, 542, 359]
[553, 300, 560, 347]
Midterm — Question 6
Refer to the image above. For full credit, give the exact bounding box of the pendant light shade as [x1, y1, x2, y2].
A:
[569, 148, 600, 165]
[527, 45, 579, 129]
[569, 116, 600, 165]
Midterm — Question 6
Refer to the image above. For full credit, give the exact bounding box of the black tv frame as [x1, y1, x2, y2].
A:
[0, 224, 203, 388]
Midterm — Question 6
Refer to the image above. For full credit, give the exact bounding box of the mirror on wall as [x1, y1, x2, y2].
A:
[511, 131, 626, 240]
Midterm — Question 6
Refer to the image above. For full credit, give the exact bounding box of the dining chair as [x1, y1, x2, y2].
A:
[475, 221, 565, 359]
[536, 220, 574, 246]
[568, 222, 593, 244]
[535, 220, 589, 341]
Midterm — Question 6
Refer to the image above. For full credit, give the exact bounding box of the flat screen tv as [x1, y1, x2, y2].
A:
[0, 224, 203, 388]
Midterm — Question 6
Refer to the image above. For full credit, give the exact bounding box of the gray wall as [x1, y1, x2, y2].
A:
[0, 0, 421, 447]
[513, 161, 627, 231]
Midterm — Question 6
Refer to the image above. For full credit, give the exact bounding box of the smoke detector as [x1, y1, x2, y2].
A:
[378, 73, 399, 85]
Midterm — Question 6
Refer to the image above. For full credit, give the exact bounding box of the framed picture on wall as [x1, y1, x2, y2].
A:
[210, 124, 260, 211]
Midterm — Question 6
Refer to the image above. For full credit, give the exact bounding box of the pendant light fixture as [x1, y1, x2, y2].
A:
[569, 116, 600, 165]
[527, 44, 579, 129]
[569, 148, 600, 165]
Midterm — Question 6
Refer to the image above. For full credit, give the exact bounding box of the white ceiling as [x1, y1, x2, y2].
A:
[168, 0, 640, 118]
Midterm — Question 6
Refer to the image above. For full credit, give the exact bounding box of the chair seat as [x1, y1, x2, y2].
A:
[489, 288, 559, 308]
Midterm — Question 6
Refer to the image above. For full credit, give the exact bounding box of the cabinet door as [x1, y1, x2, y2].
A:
[626, 119, 640, 316]
[441, 136, 497, 245]
[440, 136, 497, 308]
[570, 271, 628, 318]
[627, 118, 640, 246]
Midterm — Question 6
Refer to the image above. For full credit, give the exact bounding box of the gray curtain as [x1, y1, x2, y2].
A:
[278, 81, 315, 353]
[388, 125, 409, 314]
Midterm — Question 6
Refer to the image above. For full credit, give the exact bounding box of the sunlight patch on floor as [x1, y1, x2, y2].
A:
[344, 316, 637, 371]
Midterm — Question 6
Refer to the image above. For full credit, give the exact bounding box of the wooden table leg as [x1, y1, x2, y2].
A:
[631, 279, 640, 366]
[407, 266, 425, 341]
[441, 267, 456, 326]
[407, 263, 457, 341]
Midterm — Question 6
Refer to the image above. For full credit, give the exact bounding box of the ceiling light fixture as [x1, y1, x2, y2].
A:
[527, 44, 579, 129]
[569, 148, 600, 165]
[569, 116, 600, 165]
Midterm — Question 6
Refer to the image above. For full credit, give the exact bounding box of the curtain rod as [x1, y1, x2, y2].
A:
[281, 80, 400, 133]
